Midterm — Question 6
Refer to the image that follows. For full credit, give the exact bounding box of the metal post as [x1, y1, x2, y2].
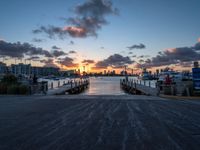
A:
[51, 82, 53, 89]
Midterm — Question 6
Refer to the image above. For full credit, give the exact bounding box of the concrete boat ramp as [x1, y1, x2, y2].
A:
[0, 95, 200, 150]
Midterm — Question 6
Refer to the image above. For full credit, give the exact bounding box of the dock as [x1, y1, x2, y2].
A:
[120, 79, 158, 96]
[47, 79, 89, 95]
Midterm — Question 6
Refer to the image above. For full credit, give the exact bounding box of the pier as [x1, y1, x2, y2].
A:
[120, 79, 158, 96]
[47, 79, 89, 95]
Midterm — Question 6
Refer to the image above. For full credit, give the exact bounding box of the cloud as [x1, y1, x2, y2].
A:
[68, 50, 77, 54]
[128, 52, 133, 55]
[57, 56, 78, 68]
[95, 54, 134, 69]
[26, 56, 40, 61]
[52, 50, 67, 57]
[32, 38, 44, 43]
[82, 59, 95, 64]
[143, 41, 200, 68]
[33, 0, 118, 39]
[70, 41, 74, 45]
[127, 43, 146, 50]
[41, 59, 59, 68]
[52, 45, 61, 50]
[32, 26, 69, 39]
[194, 41, 200, 50]
[0, 40, 52, 58]
[132, 55, 137, 58]
[137, 55, 149, 58]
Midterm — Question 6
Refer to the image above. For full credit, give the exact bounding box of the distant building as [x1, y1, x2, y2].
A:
[0, 62, 7, 74]
[10, 63, 59, 76]
[11, 63, 31, 76]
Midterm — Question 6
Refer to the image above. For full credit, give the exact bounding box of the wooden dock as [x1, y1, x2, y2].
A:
[47, 79, 89, 95]
[120, 79, 158, 96]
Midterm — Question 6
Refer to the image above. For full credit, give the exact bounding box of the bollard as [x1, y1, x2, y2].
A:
[51, 82, 53, 89]
[71, 81, 73, 88]
[140, 80, 141, 85]
[149, 81, 151, 87]
[58, 81, 60, 87]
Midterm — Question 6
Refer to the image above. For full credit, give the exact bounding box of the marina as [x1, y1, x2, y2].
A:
[1, 0, 200, 149]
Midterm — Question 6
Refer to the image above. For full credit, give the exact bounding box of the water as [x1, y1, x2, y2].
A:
[39, 76, 157, 95]
[82, 77, 128, 95]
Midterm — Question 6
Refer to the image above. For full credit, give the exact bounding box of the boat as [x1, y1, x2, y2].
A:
[138, 68, 153, 80]
[157, 70, 183, 84]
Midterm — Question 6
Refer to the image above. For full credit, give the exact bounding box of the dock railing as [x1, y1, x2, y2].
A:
[121, 79, 192, 96]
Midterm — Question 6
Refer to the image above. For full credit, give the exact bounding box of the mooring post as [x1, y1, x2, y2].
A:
[71, 80, 73, 88]
[51, 82, 53, 89]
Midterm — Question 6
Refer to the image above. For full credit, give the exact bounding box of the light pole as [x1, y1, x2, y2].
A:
[125, 65, 128, 82]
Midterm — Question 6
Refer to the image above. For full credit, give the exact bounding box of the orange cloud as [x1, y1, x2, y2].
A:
[63, 26, 86, 37]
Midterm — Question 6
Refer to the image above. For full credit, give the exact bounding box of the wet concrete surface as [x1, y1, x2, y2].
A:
[0, 95, 200, 150]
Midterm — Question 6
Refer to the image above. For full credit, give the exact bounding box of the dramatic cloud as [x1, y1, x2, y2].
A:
[33, 0, 118, 38]
[82, 59, 95, 64]
[143, 41, 200, 68]
[0, 41, 52, 58]
[57, 56, 78, 68]
[127, 43, 146, 50]
[95, 54, 134, 69]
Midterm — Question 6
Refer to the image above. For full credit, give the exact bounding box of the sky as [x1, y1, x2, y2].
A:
[0, 0, 200, 73]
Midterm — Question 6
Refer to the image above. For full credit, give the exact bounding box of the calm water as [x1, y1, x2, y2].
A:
[82, 77, 128, 95]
